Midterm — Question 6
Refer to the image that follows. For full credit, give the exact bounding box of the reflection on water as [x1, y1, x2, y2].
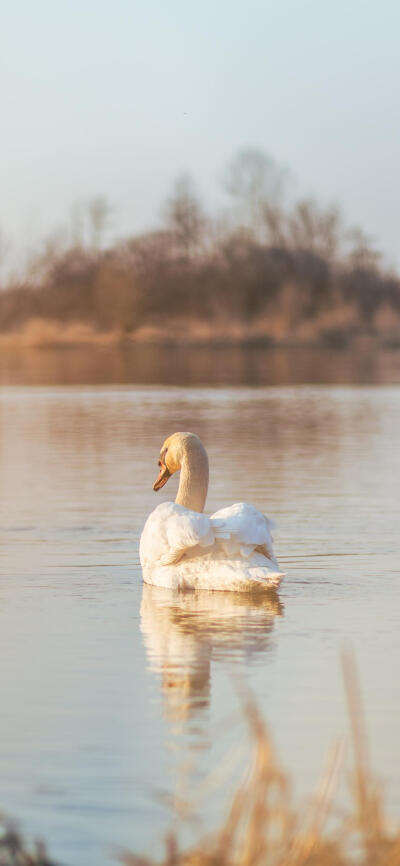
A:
[140, 585, 282, 726]
[2, 343, 400, 386]
[0, 383, 399, 866]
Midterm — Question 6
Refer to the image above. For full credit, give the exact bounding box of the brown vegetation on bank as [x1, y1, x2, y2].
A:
[1, 151, 400, 348]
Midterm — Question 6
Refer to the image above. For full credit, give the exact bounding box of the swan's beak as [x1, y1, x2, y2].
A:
[153, 464, 171, 491]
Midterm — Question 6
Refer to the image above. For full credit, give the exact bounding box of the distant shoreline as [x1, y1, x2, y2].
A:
[1, 318, 399, 351]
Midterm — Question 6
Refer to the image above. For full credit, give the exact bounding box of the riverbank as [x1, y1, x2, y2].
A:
[1, 316, 399, 351]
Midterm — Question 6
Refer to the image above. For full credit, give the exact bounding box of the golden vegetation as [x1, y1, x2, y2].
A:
[1, 652, 399, 865]
[1, 150, 400, 348]
[121, 652, 400, 866]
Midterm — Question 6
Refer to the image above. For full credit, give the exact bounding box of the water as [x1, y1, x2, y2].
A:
[2, 342, 400, 386]
[1, 348, 400, 864]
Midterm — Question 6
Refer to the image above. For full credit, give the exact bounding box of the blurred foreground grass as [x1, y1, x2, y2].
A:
[1, 652, 399, 866]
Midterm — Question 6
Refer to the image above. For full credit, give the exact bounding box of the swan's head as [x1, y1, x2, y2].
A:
[153, 432, 204, 491]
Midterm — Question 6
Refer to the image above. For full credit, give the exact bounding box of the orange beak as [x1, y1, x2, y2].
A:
[153, 463, 171, 491]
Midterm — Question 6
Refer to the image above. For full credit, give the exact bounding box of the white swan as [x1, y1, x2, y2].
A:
[140, 432, 284, 592]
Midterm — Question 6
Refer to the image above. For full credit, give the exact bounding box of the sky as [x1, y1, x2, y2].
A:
[1, 0, 400, 269]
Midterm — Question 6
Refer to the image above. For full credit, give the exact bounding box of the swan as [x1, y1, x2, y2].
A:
[139, 432, 284, 592]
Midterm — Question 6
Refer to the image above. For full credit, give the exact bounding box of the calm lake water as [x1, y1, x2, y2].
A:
[0, 346, 399, 865]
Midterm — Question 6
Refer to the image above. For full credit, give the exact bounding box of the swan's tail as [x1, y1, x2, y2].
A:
[249, 568, 285, 588]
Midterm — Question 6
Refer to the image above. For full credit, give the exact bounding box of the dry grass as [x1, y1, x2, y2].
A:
[1, 652, 399, 866]
[0, 313, 393, 351]
[120, 651, 400, 866]
[0, 318, 124, 349]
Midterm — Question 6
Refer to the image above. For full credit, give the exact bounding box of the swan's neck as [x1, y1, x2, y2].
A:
[175, 445, 209, 513]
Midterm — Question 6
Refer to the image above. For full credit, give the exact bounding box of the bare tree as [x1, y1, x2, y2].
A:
[88, 196, 112, 249]
[262, 202, 289, 248]
[288, 199, 342, 261]
[70, 202, 85, 248]
[164, 175, 205, 261]
[24, 228, 69, 285]
[346, 227, 381, 270]
[224, 148, 288, 240]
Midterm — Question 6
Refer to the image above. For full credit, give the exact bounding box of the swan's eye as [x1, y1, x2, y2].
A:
[158, 460, 161, 467]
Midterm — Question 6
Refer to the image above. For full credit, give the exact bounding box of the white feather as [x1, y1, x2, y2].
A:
[140, 501, 284, 592]
[140, 501, 214, 567]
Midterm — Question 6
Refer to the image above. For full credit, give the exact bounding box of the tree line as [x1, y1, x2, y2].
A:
[1, 149, 399, 345]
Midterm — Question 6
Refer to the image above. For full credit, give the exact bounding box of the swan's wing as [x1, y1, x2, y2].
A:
[210, 502, 277, 563]
[140, 501, 214, 568]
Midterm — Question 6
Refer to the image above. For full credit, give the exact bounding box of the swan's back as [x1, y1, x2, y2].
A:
[211, 502, 277, 564]
[140, 501, 284, 591]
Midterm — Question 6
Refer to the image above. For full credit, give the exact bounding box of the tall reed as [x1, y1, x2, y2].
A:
[1, 652, 398, 866]
[121, 651, 400, 866]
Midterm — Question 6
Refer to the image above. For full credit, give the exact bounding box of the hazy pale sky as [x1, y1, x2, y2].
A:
[2, 0, 400, 266]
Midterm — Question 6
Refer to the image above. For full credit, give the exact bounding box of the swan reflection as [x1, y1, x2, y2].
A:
[140, 585, 283, 727]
